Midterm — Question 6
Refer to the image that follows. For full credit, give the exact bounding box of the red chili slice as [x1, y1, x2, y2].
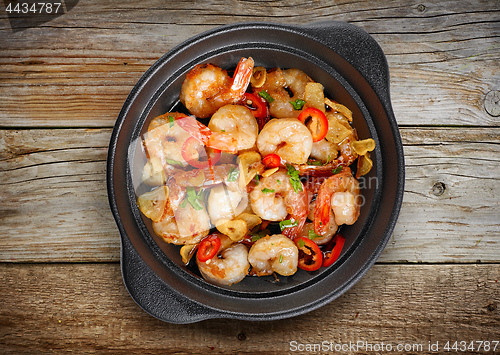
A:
[297, 107, 329, 142]
[322, 234, 345, 267]
[197, 234, 221, 262]
[294, 236, 323, 271]
[242, 93, 269, 130]
[262, 153, 281, 169]
[181, 136, 221, 169]
[243, 93, 268, 119]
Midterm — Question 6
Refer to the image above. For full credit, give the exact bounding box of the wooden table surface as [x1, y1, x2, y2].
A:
[1, 0, 499, 353]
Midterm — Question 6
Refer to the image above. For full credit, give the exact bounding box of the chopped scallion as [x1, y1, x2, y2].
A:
[332, 166, 343, 175]
[259, 90, 274, 103]
[279, 219, 298, 231]
[286, 164, 303, 193]
[227, 167, 239, 182]
[289, 99, 306, 110]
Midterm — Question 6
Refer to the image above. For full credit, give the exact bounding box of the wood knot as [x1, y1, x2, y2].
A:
[237, 332, 247, 341]
[484, 90, 500, 117]
[487, 303, 497, 312]
[417, 4, 426, 12]
[431, 182, 446, 196]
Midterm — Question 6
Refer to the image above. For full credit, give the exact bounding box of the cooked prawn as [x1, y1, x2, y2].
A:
[313, 167, 360, 235]
[297, 187, 338, 245]
[143, 112, 192, 168]
[299, 216, 338, 245]
[249, 170, 308, 238]
[176, 106, 258, 154]
[197, 234, 250, 286]
[256, 68, 313, 119]
[294, 130, 359, 176]
[256, 118, 313, 165]
[248, 234, 298, 276]
[309, 138, 339, 164]
[152, 180, 210, 245]
[207, 104, 259, 153]
[179, 57, 254, 119]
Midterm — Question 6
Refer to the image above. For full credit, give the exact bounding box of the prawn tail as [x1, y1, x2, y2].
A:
[176, 116, 212, 144]
[313, 187, 332, 235]
[283, 183, 309, 238]
[229, 57, 254, 97]
[207, 132, 239, 154]
[282, 214, 307, 239]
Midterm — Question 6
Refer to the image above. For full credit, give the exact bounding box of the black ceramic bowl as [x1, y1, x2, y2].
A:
[107, 21, 404, 323]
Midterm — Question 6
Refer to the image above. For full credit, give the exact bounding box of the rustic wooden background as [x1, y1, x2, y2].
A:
[1, 0, 499, 353]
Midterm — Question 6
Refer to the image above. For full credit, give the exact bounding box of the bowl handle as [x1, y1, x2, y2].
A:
[120, 234, 219, 324]
[300, 21, 392, 109]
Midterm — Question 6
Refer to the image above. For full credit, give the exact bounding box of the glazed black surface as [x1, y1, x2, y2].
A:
[107, 21, 404, 323]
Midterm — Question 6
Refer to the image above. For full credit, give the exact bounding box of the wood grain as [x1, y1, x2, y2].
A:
[0, 0, 498, 127]
[1, 127, 499, 263]
[0, 0, 499, 352]
[383, 126, 500, 263]
[0, 263, 497, 354]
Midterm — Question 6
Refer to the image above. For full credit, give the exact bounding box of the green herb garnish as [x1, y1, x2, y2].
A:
[227, 167, 239, 182]
[307, 159, 323, 166]
[297, 238, 305, 248]
[279, 219, 298, 231]
[332, 166, 343, 175]
[307, 154, 332, 166]
[261, 188, 275, 194]
[251, 235, 262, 242]
[289, 99, 306, 110]
[251, 231, 268, 242]
[286, 164, 303, 193]
[185, 186, 204, 211]
[259, 90, 274, 103]
[168, 115, 174, 128]
[308, 229, 321, 239]
[279, 254, 283, 263]
[166, 158, 184, 166]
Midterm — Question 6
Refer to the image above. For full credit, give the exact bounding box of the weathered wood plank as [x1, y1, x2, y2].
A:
[0, 127, 499, 263]
[0, 263, 497, 354]
[0, 0, 498, 127]
[0, 128, 117, 261]
[381, 126, 500, 263]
